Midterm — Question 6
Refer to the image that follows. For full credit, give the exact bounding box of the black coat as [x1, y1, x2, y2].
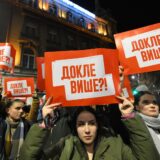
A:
[0, 118, 32, 159]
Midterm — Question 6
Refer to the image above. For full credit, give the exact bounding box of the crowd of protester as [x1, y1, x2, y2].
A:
[0, 67, 160, 160]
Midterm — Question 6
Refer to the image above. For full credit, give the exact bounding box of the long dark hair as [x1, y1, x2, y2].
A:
[71, 106, 101, 136]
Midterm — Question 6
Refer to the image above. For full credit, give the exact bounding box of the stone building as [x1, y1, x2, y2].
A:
[0, 0, 117, 79]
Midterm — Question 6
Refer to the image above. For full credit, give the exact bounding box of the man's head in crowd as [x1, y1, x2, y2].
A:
[6, 99, 25, 122]
[134, 91, 159, 118]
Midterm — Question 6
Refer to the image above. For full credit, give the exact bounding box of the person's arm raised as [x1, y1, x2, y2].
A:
[19, 98, 62, 160]
[116, 95, 160, 160]
[116, 95, 135, 119]
[39, 97, 61, 128]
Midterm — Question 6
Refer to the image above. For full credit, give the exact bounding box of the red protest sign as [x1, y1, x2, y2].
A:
[36, 57, 45, 91]
[4, 77, 35, 97]
[45, 48, 120, 106]
[114, 23, 160, 75]
[0, 43, 16, 73]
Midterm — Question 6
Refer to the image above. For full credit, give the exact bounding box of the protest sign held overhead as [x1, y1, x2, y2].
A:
[114, 23, 160, 75]
[36, 57, 45, 91]
[45, 48, 120, 106]
[4, 77, 34, 97]
[0, 43, 16, 73]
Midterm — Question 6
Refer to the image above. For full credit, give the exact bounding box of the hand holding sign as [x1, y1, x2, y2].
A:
[42, 97, 61, 119]
[116, 95, 134, 116]
[41, 97, 61, 128]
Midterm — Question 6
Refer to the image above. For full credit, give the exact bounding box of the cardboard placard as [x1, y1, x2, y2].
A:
[45, 48, 120, 106]
[114, 23, 160, 75]
[4, 77, 35, 97]
[0, 43, 16, 73]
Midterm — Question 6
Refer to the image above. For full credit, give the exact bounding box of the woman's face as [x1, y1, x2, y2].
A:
[136, 94, 159, 117]
[7, 101, 24, 121]
[76, 111, 98, 146]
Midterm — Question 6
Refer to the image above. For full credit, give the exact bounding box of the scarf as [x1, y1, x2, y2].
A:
[139, 113, 160, 155]
[5, 118, 24, 160]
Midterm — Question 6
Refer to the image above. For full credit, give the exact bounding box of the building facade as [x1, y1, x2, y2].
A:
[0, 0, 117, 79]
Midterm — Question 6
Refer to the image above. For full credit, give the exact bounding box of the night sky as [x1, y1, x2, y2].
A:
[99, 0, 160, 33]
[70, 0, 159, 33]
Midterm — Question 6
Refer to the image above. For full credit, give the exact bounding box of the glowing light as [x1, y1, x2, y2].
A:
[61, 0, 95, 18]
[11, 43, 21, 66]
[38, 0, 49, 11]
[58, 9, 62, 17]
[61, 10, 66, 18]
[103, 29, 107, 36]
[98, 25, 103, 34]
[132, 89, 139, 95]
[87, 23, 92, 30]
[131, 75, 136, 80]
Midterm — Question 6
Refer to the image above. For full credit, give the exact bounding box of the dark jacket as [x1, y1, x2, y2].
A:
[20, 114, 160, 160]
[43, 107, 72, 147]
[0, 118, 32, 160]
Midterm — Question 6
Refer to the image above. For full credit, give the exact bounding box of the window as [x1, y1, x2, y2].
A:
[66, 11, 72, 22]
[87, 23, 95, 32]
[98, 23, 107, 36]
[78, 17, 86, 28]
[21, 0, 32, 5]
[38, 0, 49, 11]
[22, 48, 35, 69]
[67, 35, 74, 47]
[20, 0, 38, 8]
[80, 41, 87, 49]
[47, 31, 57, 42]
[24, 23, 38, 38]
[49, 5, 58, 15]
[33, 0, 38, 8]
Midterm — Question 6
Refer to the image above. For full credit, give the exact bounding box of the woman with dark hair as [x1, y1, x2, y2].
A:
[19, 95, 160, 160]
[0, 99, 32, 160]
[134, 90, 160, 155]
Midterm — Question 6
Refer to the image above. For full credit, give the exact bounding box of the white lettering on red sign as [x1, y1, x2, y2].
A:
[7, 80, 31, 96]
[122, 29, 160, 68]
[52, 55, 115, 100]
